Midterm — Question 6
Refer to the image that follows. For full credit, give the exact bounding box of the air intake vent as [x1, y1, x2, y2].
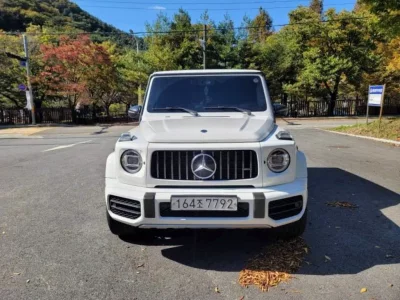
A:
[109, 196, 141, 219]
[151, 150, 258, 180]
[268, 196, 303, 220]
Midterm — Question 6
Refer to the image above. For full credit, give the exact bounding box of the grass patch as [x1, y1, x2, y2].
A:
[331, 118, 400, 141]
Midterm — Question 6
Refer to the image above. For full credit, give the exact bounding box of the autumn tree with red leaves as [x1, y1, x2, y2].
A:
[38, 35, 113, 120]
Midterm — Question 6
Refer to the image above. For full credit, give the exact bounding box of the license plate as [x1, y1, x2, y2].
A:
[170, 196, 238, 211]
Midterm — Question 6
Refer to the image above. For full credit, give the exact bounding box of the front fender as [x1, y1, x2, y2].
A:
[105, 152, 116, 179]
[296, 150, 307, 179]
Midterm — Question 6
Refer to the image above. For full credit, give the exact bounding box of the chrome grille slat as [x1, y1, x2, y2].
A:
[163, 151, 166, 178]
[227, 151, 230, 180]
[219, 151, 222, 179]
[178, 151, 181, 180]
[171, 151, 174, 179]
[193, 151, 196, 180]
[186, 151, 189, 180]
[242, 150, 245, 178]
[151, 150, 257, 181]
[250, 151, 252, 177]
[234, 151, 237, 179]
[156, 152, 159, 178]
[212, 151, 215, 179]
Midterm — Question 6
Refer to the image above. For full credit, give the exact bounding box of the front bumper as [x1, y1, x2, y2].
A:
[105, 178, 307, 229]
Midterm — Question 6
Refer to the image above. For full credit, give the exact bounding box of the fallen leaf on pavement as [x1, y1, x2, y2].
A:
[239, 237, 307, 292]
[239, 296, 244, 300]
[214, 287, 220, 293]
[389, 284, 393, 287]
[326, 201, 358, 209]
[13, 273, 20, 276]
[137, 263, 145, 268]
[325, 255, 331, 262]
[360, 287, 367, 293]
[26, 280, 30, 283]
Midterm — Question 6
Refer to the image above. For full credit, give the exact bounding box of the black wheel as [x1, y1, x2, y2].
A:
[273, 210, 307, 240]
[107, 211, 138, 237]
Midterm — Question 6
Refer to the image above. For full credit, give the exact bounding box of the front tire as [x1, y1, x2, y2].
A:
[273, 210, 307, 240]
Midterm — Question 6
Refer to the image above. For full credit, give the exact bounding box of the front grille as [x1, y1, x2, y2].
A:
[268, 196, 303, 220]
[109, 196, 141, 219]
[159, 202, 249, 217]
[151, 150, 258, 180]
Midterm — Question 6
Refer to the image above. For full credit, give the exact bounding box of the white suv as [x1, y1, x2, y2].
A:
[105, 70, 308, 239]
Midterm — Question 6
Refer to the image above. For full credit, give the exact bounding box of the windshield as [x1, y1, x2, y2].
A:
[146, 75, 267, 113]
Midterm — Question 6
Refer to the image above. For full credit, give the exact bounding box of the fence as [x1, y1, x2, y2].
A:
[1, 98, 400, 125]
[282, 97, 400, 118]
[0, 107, 132, 125]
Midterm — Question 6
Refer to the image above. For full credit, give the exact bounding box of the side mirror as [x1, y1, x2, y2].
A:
[273, 103, 288, 117]
[128, 105, 142, 119]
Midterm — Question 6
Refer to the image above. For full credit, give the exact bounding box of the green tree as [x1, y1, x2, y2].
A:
[288, 8, 379, 115]
[360, 0, 400, 36]
[310, 0, 324, 16]
[255, 28, 303, 103]
[211, 14, 238, 68]
[0, 33, 26, 108]
[248, 8, 273, 43]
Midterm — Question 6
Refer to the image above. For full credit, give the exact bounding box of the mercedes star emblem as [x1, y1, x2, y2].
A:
[191, 153, 217, 179]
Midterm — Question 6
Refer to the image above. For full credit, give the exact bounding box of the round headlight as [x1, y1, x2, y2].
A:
[121, 150, 142, 174]
[267, 149, 290, 173]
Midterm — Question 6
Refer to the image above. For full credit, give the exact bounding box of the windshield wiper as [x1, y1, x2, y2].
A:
[152, 107, 199, 116]
[204, 106, 252, 115]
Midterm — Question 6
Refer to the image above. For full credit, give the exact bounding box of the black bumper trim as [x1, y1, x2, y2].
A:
[253, 192, 266, 218]
[144, 193, 156, 218]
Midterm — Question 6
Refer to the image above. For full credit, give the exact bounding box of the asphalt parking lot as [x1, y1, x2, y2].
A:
[0, 121, 399, 300]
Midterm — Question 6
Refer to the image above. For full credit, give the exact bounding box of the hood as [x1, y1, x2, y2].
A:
[137, 115, 274, 143]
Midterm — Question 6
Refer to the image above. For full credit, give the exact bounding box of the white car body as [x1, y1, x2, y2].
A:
[105, 70, 307, 232]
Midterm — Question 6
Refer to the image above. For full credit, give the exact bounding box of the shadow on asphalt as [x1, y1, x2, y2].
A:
[120, 168, 400, 274]
[91, 125, 111, 135]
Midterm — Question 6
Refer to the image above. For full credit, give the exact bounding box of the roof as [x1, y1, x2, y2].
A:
[152, 69, 262, 76]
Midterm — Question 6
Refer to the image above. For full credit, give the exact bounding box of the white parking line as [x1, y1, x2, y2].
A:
[42, 140, 92, 152]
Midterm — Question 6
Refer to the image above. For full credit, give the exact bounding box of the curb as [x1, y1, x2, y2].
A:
[323, 129, 400, 146]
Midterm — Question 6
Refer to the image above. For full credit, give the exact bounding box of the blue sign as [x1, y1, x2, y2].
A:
[368, 85, 384, 107]
[18, 84, 26, 91]
[20, 61, 26, 67]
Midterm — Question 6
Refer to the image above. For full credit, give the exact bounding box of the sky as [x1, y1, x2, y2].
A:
[72, 0, 357, 33]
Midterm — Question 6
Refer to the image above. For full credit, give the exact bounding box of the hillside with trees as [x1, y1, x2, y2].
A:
[0, 0, 399, 122]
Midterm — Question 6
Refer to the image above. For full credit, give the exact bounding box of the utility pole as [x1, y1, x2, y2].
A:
[22, 34, 36, 125]
[203, 24, 207, 69]
[132, 33, 142, 106]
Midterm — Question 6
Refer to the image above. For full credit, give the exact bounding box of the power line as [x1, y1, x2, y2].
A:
[76, 3, 354, 11]
[72, 0, 319, 5]
[3, 17, 370, 36]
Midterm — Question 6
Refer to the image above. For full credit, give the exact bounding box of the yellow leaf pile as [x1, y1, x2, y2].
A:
[326, 201, 358, 209]
[239, 237, 308, 292]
